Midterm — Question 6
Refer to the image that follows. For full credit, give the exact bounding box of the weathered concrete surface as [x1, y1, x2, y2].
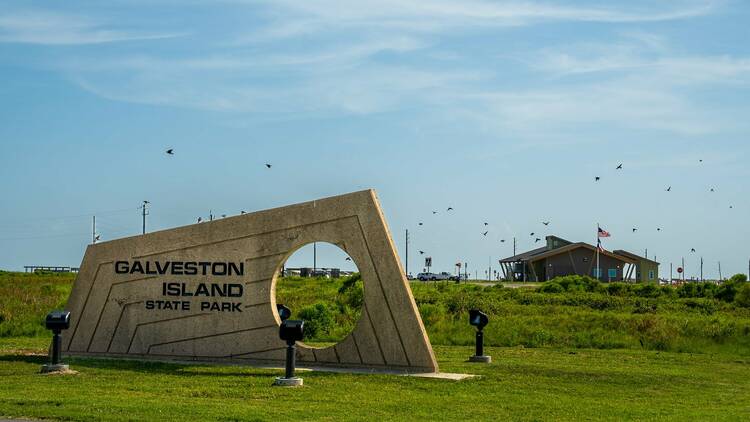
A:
[62, 190, 438, 373]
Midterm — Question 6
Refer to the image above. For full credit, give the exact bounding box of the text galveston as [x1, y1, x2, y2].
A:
[114, 260, 244, 276]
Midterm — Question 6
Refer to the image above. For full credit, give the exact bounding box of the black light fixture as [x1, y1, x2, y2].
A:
[468, 309, 491, 363]
[276, 304, 291, 322]
[42, 310, 71, 373]
[274, 319, 304, 386]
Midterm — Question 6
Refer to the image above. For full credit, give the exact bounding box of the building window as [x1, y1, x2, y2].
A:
[648, 270, 655, 280]
[608, 268, 617, 278]
[592, 268, 602, 278]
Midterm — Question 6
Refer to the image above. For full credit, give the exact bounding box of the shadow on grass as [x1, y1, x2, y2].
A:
[0, 353, 347, 379]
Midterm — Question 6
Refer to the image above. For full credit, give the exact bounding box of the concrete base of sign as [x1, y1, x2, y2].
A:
[468, 355, 492, 363]
[40, 364, 70, 373]
[273, 376, 303, 387]
[406, 372, 477, 381]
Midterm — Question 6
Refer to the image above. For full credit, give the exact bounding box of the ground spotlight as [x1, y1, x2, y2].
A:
[468, 309, 491, 363]
[276, 304, 291, 322]
[274, 319, 304, 386]
[41, 310, 71, 373]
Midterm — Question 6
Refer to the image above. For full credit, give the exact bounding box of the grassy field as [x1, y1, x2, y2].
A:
[2, 271, 749, 420]
[2, 337, 749, 421]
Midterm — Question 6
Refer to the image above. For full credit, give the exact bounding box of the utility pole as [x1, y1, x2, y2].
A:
[488, 256, 491, 282]
[669, 262, 672, 285]
[718, 261, 722, 281]
[464, 262, 468, 280]
[700, 257, 704, 282]
[141, 201, 149, 235]
[681, 257, 685, 282]
[513, 237, 516, 256]
[92, 216, 96, 244]
[313, 242, 317, 273]
[405, 229, 409, 277]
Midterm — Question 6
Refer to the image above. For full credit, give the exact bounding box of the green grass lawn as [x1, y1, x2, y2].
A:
[1, 338, 749, 421]
[2, 271, 750, 420]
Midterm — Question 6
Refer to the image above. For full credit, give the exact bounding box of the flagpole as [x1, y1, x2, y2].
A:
[596, 223, 600, 281]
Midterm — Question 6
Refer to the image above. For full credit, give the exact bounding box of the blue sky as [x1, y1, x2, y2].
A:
[0, 0, 748, 279]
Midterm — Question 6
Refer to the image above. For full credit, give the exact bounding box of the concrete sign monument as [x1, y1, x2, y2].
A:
[62, 190, 439, 373]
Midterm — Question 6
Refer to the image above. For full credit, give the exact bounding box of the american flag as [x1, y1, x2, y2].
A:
[598, 226, 611, 238]
[597, 238, 607, 252]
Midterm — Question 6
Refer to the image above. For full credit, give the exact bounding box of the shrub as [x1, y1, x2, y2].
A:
[635, 283, 661, 298]
[716, 282, 741, 302]
[729, 274, 748, 283]
[538, 282, 564, 293]
[297, 302, 335, 340]
[735, 284, 750, 308]
[607, 283, 630, 296]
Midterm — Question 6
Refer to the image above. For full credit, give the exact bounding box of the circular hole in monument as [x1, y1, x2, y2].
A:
[275, 242, 363, 348]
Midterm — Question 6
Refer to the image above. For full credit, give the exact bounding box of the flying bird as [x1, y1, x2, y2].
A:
[240, 211, 246, 214]
[710, 188, 715, 192]
[666, 186, 671, 192]
[632, 228, 637, 232]
[166, 148, 174, 155]
[699, 159, 703, 163]
[500, 239, 505, 243]
[432, 211, 437, 214]
[595, 176, 601, 181]
[535, 238, 541, 243]
[729, 205, 733, 209]
[447, 207, 453, 211]
[345, 257, 352, 261]
[265, 163, 272, 169]
[143, 200, 150, 204]
[418, 222, 423, 226]
[419, 250, 425, 255]
[197, 217, 202, 223]
[94, 234, 101, 242]
[484, 222, 488, 226]
[690, 248, 696, 253]
[482, 231, 488, 236]
[616, 164, 622, 170]
[657, 228, 661, 232]
[542, 221, 550, 226]
[530, 232, 535, 236]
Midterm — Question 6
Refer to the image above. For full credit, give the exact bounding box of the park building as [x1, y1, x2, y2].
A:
[499, 235, 659, 283]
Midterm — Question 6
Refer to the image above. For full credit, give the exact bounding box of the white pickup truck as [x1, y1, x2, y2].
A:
[417, 272, 452, 281]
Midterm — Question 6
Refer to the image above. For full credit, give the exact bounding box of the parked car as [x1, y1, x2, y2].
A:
[417, 272, 452, 281]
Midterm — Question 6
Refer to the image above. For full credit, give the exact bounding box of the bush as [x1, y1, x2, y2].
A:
[607, 283, 630, 296]
[716, 282, 742, 302]
[735, 284, 750, 308]
[729, 274, 748, 283]
[297, 303, 335, 340]
[538, 282, 564, 293]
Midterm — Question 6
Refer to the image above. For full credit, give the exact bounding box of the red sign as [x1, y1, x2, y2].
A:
[677, 267, 683, 274]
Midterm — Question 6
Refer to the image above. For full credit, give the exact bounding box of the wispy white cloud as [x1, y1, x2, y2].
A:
[0, 9, 182, 45]
[242, 0, 720, 39]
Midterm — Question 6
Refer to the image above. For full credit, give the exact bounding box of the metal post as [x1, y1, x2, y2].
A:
[141, 202, 148, 234]
[51, 330, 61, 365]
[475, 330, 484, 357]
[313, 242, 317, 273]
[92, 215, 96, 244]
[718, 261, 722, 281]
[682, 257, 685, 282]
[285, 341, 296, 379]
[700, 257, 703, 282]
[405, 229, 409, 277]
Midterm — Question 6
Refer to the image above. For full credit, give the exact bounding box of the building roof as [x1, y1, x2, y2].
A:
[499, 246, 549, 263]
[612, 250, 660, 265]
[500, 236, 638, 265]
